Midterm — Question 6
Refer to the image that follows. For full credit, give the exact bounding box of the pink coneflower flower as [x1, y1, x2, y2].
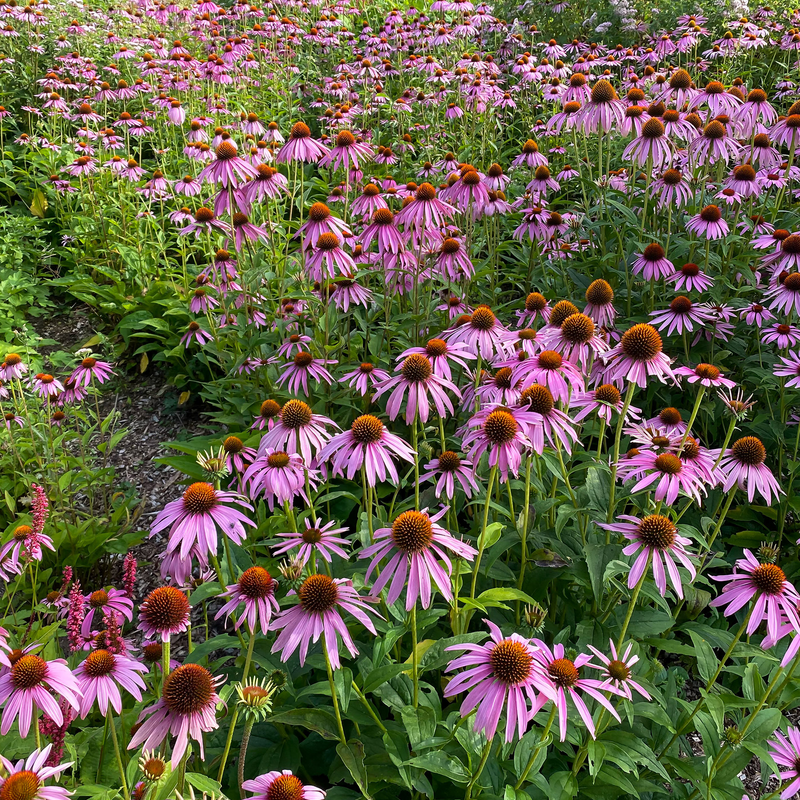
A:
[230, 213, 269, 251]
[277, 352, 336, 396]
[623, 117, 673, 168]
[399, 339, 475, 381]
[319, 130, 374, 172]
[258, 400, 336, 465]
[675, 363, 736, 388]
[443, 306, 510, 360]
[686, 205, 730, 240]
[138, 586, 190, 642]
[373, 354, 459, 425]
[360, 208, 405, 254]
[297, 203, 349, 250]
[151, 482, 253, 561]
[435, 237, 474, 281]
[654, 167, 694, 209]
[689, 80, 743, 116]
[650, 296, 714, 336]
[598, 514, 696, 598]
[243, 772, 325, 800]
[667, 262, 713, 292]
[272, 518, 349, 566]
[710, 551, 800, 642]
[341, 362, 390, 396]
[244, 450, 311, 511]
[517, 384, 579, 453]
[586, 641, 650, 701]
[181, 321, 213, 348]
[444, 620, 544, 742]
[305, 233, 355, 280]
[271, 575, 379, 669]
[420, 451, 479, 499]
[775, 352, 800, 387]
[690, 119, 742, 165]
[317, 414, 415, 487]
[0, 652, 80, 736]
[512, 139, 548, 169]
[74, 649, 147, 717]
[762, 323, 800, 349]
[583, 280, 617, 327]
[461, 407, 532, 480]
[69, 356, 113, 387]
[216, 566, 279, 634]
[82, 587, 133, 629]
[516, 292, 551, 325]
[197, 141, 258, 189]
[718, 436, 783, 505]
[361, 508, 476, 610]
[618, 449, 707, 505]
[741, 303, 774, 327]
[221, 435, 257, 473]
[0, 745, 72, 800]
[766, 272, 800, 316]
[600, 323, 675, 389]
[394, 183, 456, 235]
[530, 641, 621, 741]
[276, 122, 329, 164]
[128, 663, 222, 765]
[180, 208, 232, 238]
[632, 243, 674, 281]
[768, 727, 800, 799]
[575, 79, 626, 134]
[251, 400, 281, 432]
[513, 348, 584, 403]
[725, 163, 760, 198]
[0, 353, 27, 381]
[31, 374, 63, 399]
[571, 383, 639, 424]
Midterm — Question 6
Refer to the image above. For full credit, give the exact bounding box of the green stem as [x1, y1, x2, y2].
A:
[237, 716, 256, 797]
[606, 383, 636, 528]
[465, 736, 494, 800]
[514, 705, 557, 789]
[108, 713, 130, 800]
[410, 604, 419, 708]
[470, 466, 497, 602]
[616, 555, 649, 651]
[325, 643, 347, 743]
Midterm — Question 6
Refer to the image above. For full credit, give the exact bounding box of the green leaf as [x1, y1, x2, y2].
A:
[189, 581, 222, 605]
[362, 663, 409, 693]
[268, 708, 342, 740]
[184, 774, 221, 794]
[334, 666, 353, 713]
[400, 705, 437, 746]
[474, 587, 538, 610]
[336, 740, 370, 798]
[689, 630, 719, 684]
[743, 707, 782, 744]
[418, 632, 487, 673]
[405, 752, 470, 783]
[585, 466, 610, 513]
[183, 634, 239, 664]
[478, 521, 504, 549]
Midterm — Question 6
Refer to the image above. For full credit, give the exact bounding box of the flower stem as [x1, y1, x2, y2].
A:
[324, 642, 347, 743]
[514, 705, 557, 789]
[616, 555, 649, 651]
[679, 385, 705, 450]
[606, 383, 636, 528]
[237, 716, 256, 797]
[465, 735, 494, 800]
[470, 465, 497, 602]
[162, 636, 170, 692]
[108, 712, 130, 800]
[410, 603, 419, 708]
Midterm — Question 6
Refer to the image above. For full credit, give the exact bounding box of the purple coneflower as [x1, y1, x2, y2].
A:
[138, 586, 190, 642]
[623, 117, 673, 167]
[599, 323, 675, 389]
[244, 450, 311, 511]
[69, 356, 113, 387]
[242, 771, 325, 800]
[341, 362, 390, 396]
[571, 384, 640, 424]
[74, 649, 147, 717]
[420, 451, 479, 498]
[272, 518, 349, 565]
[128, 663, 222, 765]
[514, 348, 584, 403]
[598, 514, 695, 598]
[710, 550, 800, 642]
[0, 652, 80, 736]
[632, 243, 674, 281]
[443, 306, 510, 360]
[686, 205, 729, 240]
[216, 567, 279, 634]
[197, 140, 258, 188]
[717, 436, 783, 504]
[151, 482, 254, 561]
[361, 508, 476, 610]
[0, 745, 72, 800]
[765, 272, 800, 316]
[271, 575, 379, 669]
[277, 352, 336, 396]
[276, 121, 329, 164]
[618, 450, 706, 505]
[258, 400, 336, 465]
[675, 363, 736, 388]
[444, 620, 544, 742]
[667, 262, 713, 292]
[317, 414, 415, 487]
[768, 727, 800, 799]
[586, 640, 650, 700]
[650, 296, 714, 335]
[461, 407, 532, 480]
[530, 641, 621, 741]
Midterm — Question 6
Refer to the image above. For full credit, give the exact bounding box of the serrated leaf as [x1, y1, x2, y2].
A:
[268, 708, 342, 740]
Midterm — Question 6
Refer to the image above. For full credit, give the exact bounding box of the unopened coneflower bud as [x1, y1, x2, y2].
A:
[138, 751, 168, 783]
[236, 677, 276, 720]
[278, 556, 304, 589]
[522, 602, 547, 633]
[196, 446, 229, 479]
[757, 541, 780, 564]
